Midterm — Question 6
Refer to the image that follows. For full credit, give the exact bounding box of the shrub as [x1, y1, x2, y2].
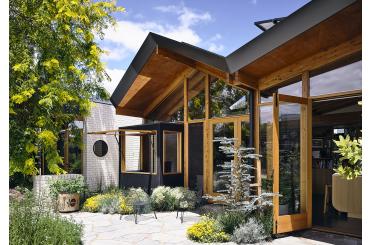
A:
[231, 218, 268, 244]
[254, 207, 273, 237]
[49, 176, 87, 199]
[83, 194, 103, 212]
[82, 192, 133, 214]
[100, 194, 121, 214]
[150, 186, 175, 211]
[10, 191, 82, 244]
[171, 187, 197, 210]
[216, 211, 247, 235]
[125, 188, 151, 213]
[187, 216, 230, 243]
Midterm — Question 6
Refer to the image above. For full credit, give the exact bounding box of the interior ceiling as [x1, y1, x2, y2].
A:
[240, 1, 362, 79]
[312, 96, 361, 116]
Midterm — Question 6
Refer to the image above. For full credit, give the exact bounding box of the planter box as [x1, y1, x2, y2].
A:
[58, 193, 80, 213]
[332, 173, 362, 219]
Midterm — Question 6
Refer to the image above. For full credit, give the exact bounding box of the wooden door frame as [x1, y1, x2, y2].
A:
[206, 115, 249, 195]
[272, 92, 311, 233]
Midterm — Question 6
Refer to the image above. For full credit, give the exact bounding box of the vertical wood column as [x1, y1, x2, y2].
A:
[184, 77, 189, 187]
[203, 74, 210, 194]
[302, 71, 312, 227]
[254, 90, 262, 195]
[272, 93, 279, 234]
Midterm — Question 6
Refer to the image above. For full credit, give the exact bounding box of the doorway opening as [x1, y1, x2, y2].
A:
[311, 95, 362, 237]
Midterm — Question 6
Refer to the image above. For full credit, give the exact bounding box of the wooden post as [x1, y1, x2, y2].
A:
[254, 90, 262, 195]
[302, 71, 312, 228]
[272, 93, 279, 234]
[184, 77, 189, 187]
[204, 74, 210, 194]
[205, 74, 210, 119]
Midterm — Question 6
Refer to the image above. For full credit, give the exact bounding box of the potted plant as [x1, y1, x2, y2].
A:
[49, 176, 87, 212]
[332, 134, 362, 218]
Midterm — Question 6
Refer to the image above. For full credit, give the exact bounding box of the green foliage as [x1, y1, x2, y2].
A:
[150, 186, 197, 211]
[231, 218, 268, 244]
[150, 186, 175, 211]
[187, 216, 230, 243]
[82, 191, 133, 214]
[10, 191, 82, 244]
[9, 0, 124, 175]
[124, 188, 151, 213]
[49, 176, 87, 199]
[334, 135, 362, 180]
[171, 187, 197, 210]
[210, 79, 250, 117]
[216, 211, 247, 235]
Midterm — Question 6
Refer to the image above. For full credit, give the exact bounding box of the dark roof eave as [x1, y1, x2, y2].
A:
[226, 0, 358, 72]
[110, 0, 358, 108]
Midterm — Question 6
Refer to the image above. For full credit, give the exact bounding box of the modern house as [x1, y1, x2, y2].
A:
[99, 0, 361, 236]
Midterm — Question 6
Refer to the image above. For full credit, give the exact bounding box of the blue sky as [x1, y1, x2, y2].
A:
[100, 0, 310, 94]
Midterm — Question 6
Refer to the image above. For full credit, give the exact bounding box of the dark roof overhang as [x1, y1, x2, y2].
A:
[110, 0, 360, 113]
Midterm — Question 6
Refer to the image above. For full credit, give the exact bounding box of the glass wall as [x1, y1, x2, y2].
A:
[259, 105, 273, 192]
[188, 74, 205, 120]
[278, 103, 301, 215]
[310, 60, 362, 96]
[210, 79, 251, 118]
[260, 80, 302, 103]
[212, 122, 234, 193]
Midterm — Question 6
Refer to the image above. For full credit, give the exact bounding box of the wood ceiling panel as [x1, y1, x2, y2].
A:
[242, 1, 361, 78]
[124, 54, 190, 111]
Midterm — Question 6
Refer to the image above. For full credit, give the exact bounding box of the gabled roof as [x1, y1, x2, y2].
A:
[110, 0, 360, 110]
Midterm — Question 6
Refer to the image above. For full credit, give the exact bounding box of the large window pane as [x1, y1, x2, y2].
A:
[260, 80, 302, 103]
[213, 122, 234, 193]
[310, 60, 362, 96]
[279, 81, 302, 97]
[163, 131, 182, 174]
[210, 79, 251, 118]
[124, 133, 157, 173]
[279, 103, 301, 215]
[259, 105, 273, 192]
[188, 73, 205, 120]
[241, 120, 250, 147]
[149, 82, 183, 122]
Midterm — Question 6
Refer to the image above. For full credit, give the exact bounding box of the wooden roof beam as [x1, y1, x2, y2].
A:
[118, 75, 152, 107]
[259, 34, 362, 91]
[116, 107, 144, 118]
[156, 47, 229, 81]
[143, 67, 195, 116]
[151, 72, 206, 120]
[232, 71, 258, 90]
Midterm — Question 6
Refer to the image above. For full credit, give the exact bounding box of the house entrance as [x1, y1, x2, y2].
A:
[311, 95, 362, 237]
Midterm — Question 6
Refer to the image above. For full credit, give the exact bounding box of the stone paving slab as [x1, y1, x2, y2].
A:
[62, 211, 361, 245]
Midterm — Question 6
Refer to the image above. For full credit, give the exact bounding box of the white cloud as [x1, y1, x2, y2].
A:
[208, 43, 224, 53]
[103, 68, 126, 95]
[205, 33, 224, 53]
[101, 46, 129, 61]
[102, 4, 221, 60]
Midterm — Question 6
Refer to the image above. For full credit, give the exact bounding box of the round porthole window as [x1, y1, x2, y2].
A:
[93, 140, 108, 157]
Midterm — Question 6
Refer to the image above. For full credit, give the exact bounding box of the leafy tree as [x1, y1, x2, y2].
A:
[9, 0, 124, 175]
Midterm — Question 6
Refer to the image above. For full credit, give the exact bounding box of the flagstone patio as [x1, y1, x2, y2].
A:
[62, 211, 362, 245]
